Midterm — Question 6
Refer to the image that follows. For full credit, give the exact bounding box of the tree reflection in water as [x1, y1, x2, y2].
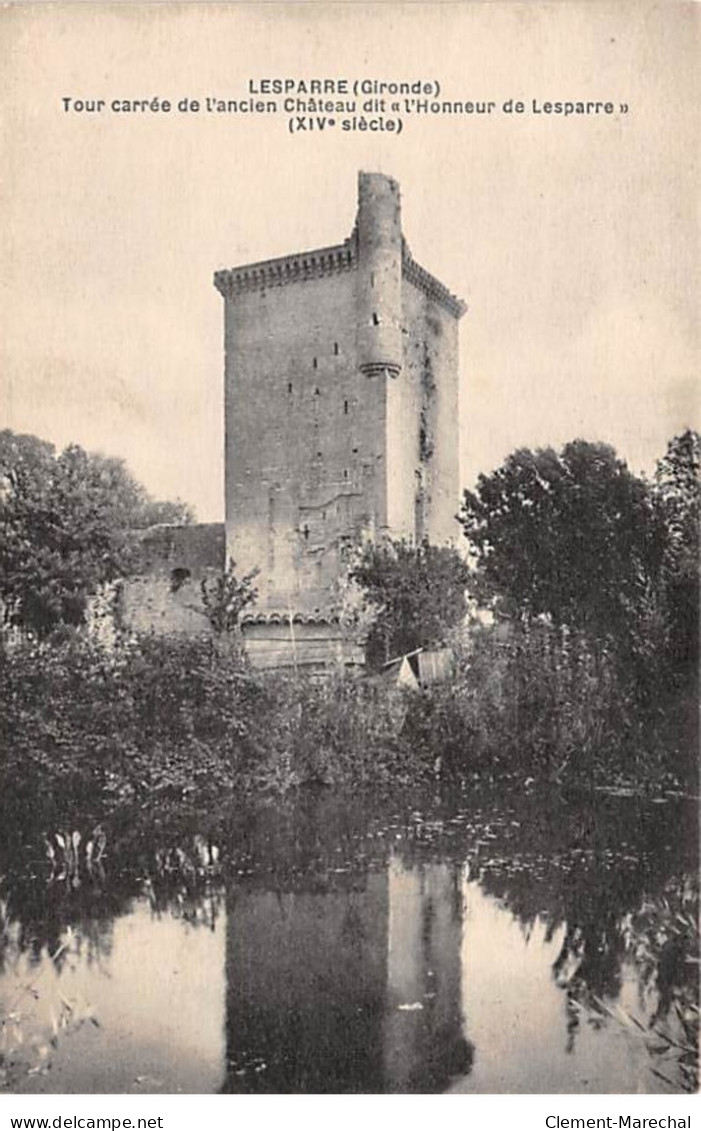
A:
[0, 784, 697, 1093]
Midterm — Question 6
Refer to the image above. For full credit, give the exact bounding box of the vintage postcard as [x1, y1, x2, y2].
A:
[1, 0, 699, 1108]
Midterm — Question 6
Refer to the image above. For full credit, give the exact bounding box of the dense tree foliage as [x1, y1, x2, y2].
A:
[0, 429, 193, 637]
[459, 433, 699, 777]
[653, 429, 700, 676]
[350, 538, 471, 669]
[0, 427, 697, 807]
[458, 440, 669, 642]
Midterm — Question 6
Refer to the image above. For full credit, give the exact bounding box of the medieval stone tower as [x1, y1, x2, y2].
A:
[214, 172, 465, 666]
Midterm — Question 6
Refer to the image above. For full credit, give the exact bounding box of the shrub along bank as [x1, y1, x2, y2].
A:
[0, 622, 695, 831]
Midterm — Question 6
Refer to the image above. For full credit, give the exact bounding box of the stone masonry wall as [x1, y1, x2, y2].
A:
[216, 173, 465, 624]
[118, 523, 224, 637]
[222, 265, 387, 614]
[400, 278, 461, 547]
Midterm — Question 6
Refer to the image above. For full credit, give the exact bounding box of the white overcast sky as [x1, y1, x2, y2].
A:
[2, 2, 699, 519]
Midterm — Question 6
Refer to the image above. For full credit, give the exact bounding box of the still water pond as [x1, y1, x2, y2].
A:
[0, 786, 697, 1093]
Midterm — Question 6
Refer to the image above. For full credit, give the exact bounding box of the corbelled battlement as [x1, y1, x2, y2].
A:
[213, 177, 465, 320]
[402, 246, 467, 319]
[213, 239, 356, 299]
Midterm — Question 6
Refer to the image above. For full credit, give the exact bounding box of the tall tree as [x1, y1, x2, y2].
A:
[653, 429, 700, 674]
[350, 539, 471, 669]
[458, 440, 667, 642]
[0, 430, 193, 637]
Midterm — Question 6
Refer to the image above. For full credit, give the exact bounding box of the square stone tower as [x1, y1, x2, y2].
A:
[214, 172, 465, 662]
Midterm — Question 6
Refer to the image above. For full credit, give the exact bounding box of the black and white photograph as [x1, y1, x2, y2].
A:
[1, 0, 699, 1107]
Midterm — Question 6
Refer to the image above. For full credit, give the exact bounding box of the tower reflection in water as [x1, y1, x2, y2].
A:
[222, 852, 470, 1093]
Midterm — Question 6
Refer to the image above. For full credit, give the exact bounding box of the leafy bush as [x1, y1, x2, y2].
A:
[1, 609, 695, 832]
[0, 633, 266, 817]
[0, 429, 193, 638]
[350, 538, 471, 669]
[0, 632, 432, 823]
[401, 622, 695, 789]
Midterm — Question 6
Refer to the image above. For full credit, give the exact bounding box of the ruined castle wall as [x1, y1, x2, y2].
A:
[119, 574, 211, 637]
[118, 523, 224, 637]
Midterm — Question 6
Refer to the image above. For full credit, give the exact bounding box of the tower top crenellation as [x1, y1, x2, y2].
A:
[214, 171, 465, 318]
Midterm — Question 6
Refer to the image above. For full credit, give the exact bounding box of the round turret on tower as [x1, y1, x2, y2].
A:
[355, 172, 403, 380]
